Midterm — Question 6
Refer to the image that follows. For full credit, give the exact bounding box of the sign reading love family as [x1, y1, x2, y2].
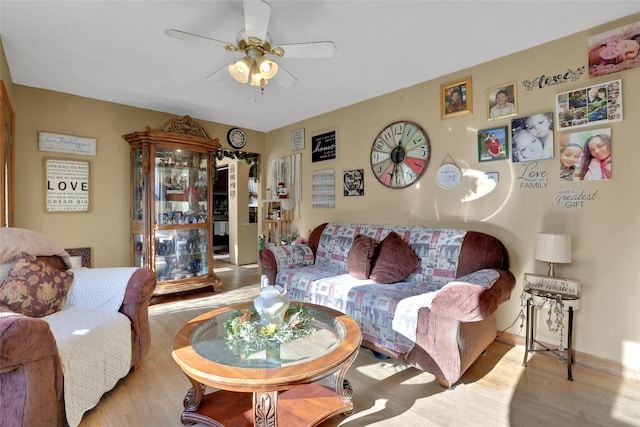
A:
[516, 161, 549, 189]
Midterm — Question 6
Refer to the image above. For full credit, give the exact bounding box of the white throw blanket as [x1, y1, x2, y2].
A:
[392, 269, 501, 347]
[63, 267, 139, 311]
[43, 266, 138, 426]
[44, 310, 132, 427]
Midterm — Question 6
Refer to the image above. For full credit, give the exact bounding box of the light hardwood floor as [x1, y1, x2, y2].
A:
[78, 261, 640, 427]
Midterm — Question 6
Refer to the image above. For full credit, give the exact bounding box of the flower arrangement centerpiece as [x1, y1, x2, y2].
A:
[279, 231, 299, 245]
[224, 304, 315, 360]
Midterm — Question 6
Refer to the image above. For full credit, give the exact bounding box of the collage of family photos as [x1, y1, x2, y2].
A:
[470, 76, 619, 183]
[555, 79, 622, 130]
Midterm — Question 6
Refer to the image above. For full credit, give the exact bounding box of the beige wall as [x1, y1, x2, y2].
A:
[264, 14, 640, 370]
[5, 14, 639, 370]
[11, 86, 265, 268]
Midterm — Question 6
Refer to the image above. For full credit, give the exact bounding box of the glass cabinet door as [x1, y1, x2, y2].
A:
[154, 228, 209, 282]
[133, 233, 144, 267]
[154, 147, 208, 225]
[132, 148, 144, 221]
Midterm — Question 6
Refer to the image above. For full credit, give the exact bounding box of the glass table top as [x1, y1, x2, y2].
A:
[190, 305, 346, 369]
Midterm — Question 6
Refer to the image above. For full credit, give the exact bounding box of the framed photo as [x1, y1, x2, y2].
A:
[440, 76, 472, 119]
[588, 20, 640, 78]
[487, 82, 517, 120]
[343, 169, 364, 196]
[485, 172, 499, 184]
[558, 127, 611, 181]
[511, 112, 554, 162]
[478, 126, 508, 162]
[524, 273, 580, 298]
[555, 79, 622, 131]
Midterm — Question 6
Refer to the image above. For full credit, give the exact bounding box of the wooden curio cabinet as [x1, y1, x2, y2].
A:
[123, 116, 222, 295]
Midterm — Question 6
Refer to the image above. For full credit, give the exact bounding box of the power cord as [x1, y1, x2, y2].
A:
[496, 309, 525, 338]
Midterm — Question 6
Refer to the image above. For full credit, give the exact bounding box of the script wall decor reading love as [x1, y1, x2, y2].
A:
[522, 65, 585, 91]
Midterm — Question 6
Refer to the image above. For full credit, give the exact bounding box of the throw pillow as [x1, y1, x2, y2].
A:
[346, 234, 377, 279]
[0, 252, 74, 317]
[369, 231, 420, 284]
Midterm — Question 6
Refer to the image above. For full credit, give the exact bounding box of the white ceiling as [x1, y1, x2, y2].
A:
[1, 1, 639, 132]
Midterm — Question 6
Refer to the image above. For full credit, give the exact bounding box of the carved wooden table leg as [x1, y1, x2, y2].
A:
[181, 377, 224, 427]
[335, 350, 357, 414]
[254, 390, 278, 427]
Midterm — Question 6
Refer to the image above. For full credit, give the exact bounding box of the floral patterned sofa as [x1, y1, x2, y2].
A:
[259, 223, 516, 388]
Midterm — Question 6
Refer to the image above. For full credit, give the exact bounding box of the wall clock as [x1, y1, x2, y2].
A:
[227, 127, 246, 149]
[370, 121, 431, 188]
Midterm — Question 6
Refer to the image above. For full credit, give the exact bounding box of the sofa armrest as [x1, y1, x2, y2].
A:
[119, 268, 156, 367]
[259, 244, 316, 285]
[430, 269, 516, 322]
[0, 311, 58, 370]
[0, 310, 65, 426]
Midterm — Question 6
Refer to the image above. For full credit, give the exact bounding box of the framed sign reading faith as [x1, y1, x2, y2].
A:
[45, 159, 90, 212]
[523, 273, 580, 297]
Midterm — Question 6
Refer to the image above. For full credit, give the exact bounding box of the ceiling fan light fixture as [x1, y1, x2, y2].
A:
[249, 65, 267, 86]
[228, 57, 251, 83]
[257, 56, 278, 79]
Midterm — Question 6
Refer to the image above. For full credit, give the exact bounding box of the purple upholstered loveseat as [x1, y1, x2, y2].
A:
[0, 228, 156, 427]
[260, 223, 516, 388]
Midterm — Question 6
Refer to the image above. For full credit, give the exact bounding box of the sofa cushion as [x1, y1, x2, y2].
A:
[370, 231, 420, 284]
[0, 252, 74, 317]
[346, 234, 377, 279]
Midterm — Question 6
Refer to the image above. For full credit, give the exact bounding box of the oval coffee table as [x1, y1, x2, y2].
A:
[172, 302, 362, 427]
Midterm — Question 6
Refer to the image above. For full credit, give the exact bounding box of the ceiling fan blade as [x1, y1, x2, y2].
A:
[272, 65, 298, 88]
[243, 0, 271, 41]
[165, 29, 232, 48]
[206, 61, 233, 80]
[277, 41, 337, 58]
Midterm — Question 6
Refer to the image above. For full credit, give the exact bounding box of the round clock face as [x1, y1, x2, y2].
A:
[370, 121, 431, 188]
[227, 127, 246, 149]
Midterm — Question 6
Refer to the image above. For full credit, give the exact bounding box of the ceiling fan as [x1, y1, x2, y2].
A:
[165, 0, 336, 87]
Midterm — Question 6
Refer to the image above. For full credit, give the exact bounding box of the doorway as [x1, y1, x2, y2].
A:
[213, 166, 229, 260]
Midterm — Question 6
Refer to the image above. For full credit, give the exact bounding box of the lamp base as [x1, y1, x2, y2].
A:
[547, 262, 556, 277]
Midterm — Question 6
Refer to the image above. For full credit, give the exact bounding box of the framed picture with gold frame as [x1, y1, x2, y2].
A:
[440, 76, 472, 119]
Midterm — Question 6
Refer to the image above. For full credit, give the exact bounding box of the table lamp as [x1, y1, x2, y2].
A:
[534, 233, 572, 276]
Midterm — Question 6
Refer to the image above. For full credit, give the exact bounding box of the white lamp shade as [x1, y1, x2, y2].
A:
[257, 57, 278, 79]
[534, 233, 572, 263]
[228, 58, 251, 83]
